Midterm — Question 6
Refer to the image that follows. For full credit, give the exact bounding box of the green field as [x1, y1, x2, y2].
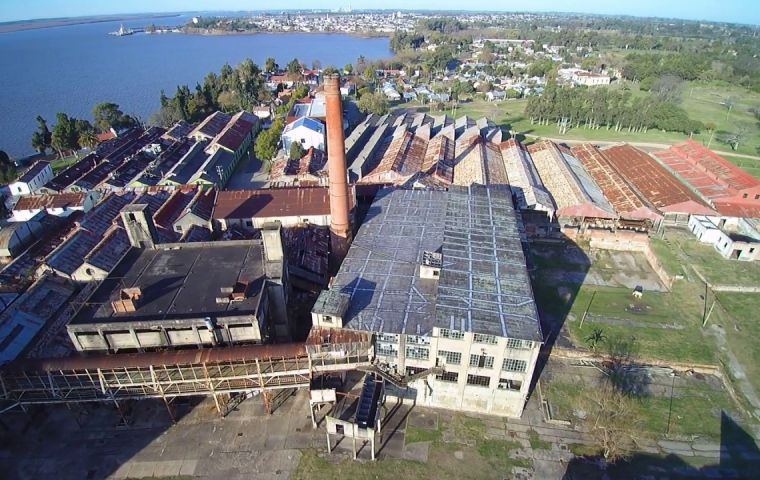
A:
[543, 380, 738, 440]
[397, 80, 760, 158]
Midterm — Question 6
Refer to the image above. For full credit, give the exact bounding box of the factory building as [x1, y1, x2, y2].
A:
[312, 184, 543, 417]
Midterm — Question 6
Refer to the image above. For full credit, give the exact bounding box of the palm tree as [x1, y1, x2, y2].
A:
[586, 328, 607, 353]
[78, 129, 98, 151]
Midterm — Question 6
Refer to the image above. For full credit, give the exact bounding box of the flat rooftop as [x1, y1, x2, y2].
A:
[323, 184, 542, 341]
[70, 241, 266, 327]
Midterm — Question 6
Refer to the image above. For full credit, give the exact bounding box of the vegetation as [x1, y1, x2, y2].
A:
[49, 112, 95, 159]
[357, 90, 389, 115]
[527, 429, 551, 450]
[30, 115, 52, 155]
[92, 102, 137, 132]
[526, 82, 703, 135]
[0, 150, 17, 183]
[289, 141, 305, 161]
[150, 58, 270, 127]
[254, 84, 309, 162]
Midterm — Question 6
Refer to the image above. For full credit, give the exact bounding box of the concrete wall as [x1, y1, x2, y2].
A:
[219, 214, 330, 231]
[376, 328, 541, 418]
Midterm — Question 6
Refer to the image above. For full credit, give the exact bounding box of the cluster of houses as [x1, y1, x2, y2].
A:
[9, 111, 259, 202]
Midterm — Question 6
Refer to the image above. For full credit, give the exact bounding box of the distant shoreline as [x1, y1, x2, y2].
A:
[179, 29, 391, 39]
[0, 13, 181, 34]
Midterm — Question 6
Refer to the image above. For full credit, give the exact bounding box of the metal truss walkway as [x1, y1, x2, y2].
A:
[0, 328, 372, 418]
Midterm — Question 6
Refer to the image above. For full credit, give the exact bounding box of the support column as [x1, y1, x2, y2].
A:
[326, 431, 332, 454]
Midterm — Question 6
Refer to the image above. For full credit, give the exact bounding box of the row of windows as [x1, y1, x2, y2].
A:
[406, 345, 430, 360]
[438, 350, 462, 365]
[473, 333, 498, 344]
[376, 333, 398, 344]
[469, 354, 495, 369]
[406, 335, 430, 345]
[376, 342, 398, 357]
[435, 373, 523, 391]
[502, 358, 527, 373]
[506, 338, 532, 350]
[467, 374, 491, 387]
[439, 328, 465, 340]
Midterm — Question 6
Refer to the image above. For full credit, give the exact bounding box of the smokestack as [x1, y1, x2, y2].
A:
[324, 74, 351, 272]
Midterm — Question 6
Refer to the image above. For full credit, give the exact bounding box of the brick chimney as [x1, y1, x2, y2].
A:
[324, 74, 351, 272]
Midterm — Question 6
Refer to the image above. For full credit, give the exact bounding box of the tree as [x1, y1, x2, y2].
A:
[343, 63, 353, 75]
[356, 91, 389, 115]
[289, 141, 305, 160]
[92, 102, 136, 132]
[718, 125, 751, 151]
[78, 129, 98, 150]
[585, 328, 607, 352]
[0, 150, 16, 184]
[31, 115, 52, 154]
[264, 57, 277, 73]
[650, 75, 684, 103]
[286, 58, 303, 81]
[51, 113, 79, 158]
[581, 382, 645, 462]
[311, 59, 321, 71]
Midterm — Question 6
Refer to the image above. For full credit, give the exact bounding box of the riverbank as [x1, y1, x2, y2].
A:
[180, 28, 390, 39]
[0, 13, 180, 34]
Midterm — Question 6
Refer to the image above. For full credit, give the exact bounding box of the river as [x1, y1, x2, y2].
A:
[0, 16, 391, 158]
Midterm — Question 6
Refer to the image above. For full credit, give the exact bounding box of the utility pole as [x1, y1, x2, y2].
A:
[580, 290, 596, 329]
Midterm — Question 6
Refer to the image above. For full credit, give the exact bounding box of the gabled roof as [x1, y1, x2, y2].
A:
[17, 161, 50, 183]
[283, 117, 325, 135]
[210, 111, 257, 152]
[190, 111, 232, 139]
[14, 192, 86, 211]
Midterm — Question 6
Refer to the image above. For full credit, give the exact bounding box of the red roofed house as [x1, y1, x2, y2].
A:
[212, 186, 355, 231]
[12, 191, 99, 222]
[653, 140, 760, 218]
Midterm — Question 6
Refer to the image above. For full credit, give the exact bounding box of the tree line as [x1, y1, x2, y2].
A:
[526, 83, 704, 135]
[30, 103, 138, 158]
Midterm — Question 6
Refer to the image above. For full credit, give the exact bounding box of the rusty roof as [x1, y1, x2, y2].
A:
[211, 111, 257, 152]
[14, 192, 86, 211]
[571, 144, 653, 216]
[213, 187, 338, 220]
[602, 144, 715, 215]
[653, 140, 760, 199]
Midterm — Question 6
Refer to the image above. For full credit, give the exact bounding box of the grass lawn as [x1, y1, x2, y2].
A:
[294, 414, 529, 480]
[713, 292, 760, 395]
[542, 380, 738, 441]
[50, 155, 78, 173]
[651, 229, 760, 286]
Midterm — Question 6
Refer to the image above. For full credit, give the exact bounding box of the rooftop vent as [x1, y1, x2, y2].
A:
[112, 287, 142, 313]
[420, 251, 442, 280]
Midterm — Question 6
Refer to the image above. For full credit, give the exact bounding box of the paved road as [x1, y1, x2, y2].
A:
[516, 132, 760, 161]
[225, 151, 269, 190]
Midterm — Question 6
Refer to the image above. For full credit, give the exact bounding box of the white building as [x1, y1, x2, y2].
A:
[281, 117, 326, 152]
[11, 191, 99, 222]
[9, 161, 53, 196]
[312, 186, 543, 418]
[572, 71, 611, 86]
[689, 215, 760, 261]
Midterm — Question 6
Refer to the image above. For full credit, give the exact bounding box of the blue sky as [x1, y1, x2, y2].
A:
[0, 0, 756, 25]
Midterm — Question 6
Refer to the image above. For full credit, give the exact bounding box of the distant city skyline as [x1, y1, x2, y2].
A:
[0, 0, 757, 26]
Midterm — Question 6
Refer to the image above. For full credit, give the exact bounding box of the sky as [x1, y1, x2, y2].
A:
[0, 0, 756, 26]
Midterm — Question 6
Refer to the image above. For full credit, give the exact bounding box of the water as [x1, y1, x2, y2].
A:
[0, 16, 391, 158]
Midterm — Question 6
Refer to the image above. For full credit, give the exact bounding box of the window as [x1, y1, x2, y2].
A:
[406, 335, 430, 345]
[506, 338, 531, 350]
[466, 374, 491, 387]
[436, 371, 459, 383]
[473, 333, 498, 345]
[439, 328, 464, 340]
[175, 224, 183, 232]
[336, 424, 345, 434]
[406, 345, 430, 360]
[498, 378, 522, 391]
[502, 358, 527, 373]
[438, 350, 462, 365]
[323, 315, 333, 323]
[245, 220, 253, 228]
[406, 366, 427, 376]
[743, 193, 749, 199]
[755, 195, 760, 200]
[470, 354, 495, 369]
[376, 333, 398, 344]
[751, 248, 756, 254]
[376, 342, 398, 357]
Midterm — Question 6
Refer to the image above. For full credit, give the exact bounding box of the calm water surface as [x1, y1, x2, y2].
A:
[0, 17, 390, 157]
